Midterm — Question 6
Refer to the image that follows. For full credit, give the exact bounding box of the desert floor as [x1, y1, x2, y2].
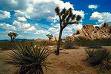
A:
[0, 46, 111, 74]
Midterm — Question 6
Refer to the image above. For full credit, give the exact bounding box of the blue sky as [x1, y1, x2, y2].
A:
[0, 0, 111, 40]
[64, 0, 111, 24]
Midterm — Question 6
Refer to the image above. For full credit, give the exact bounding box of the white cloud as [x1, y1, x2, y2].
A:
[90, 12, 102, 20]
[17, 17, 27, 22]
[0, 0, 85, 19]
[35, 30, 49, 34]
[0, 23, 16, 31]
[15, 10, 30, 18]
[0, 21, 47, 39]
[0, 0, 85, 20]
[90, 12, 111, 23]
[55, 1, 74, 9]
[0, 10, 10, 19]
[0, 0, 85, 39]
[13, 20, 37, 32]
[48, 23, 82, 37]
[88, 5, 98, 9]
[72, 10, 85, 18]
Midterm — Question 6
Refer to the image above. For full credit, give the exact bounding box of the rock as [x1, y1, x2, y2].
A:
[73, 23, 111, 40]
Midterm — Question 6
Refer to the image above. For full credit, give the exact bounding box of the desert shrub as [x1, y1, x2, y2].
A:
[36, 40, 48, 46]
[36, 40, 56, 46]
[63, 37, 75, 49]
[0, 41, 34, 50]
[6, 43, 50, 74]
[85, 48, 111, 71]
[74, 37, 111, 46]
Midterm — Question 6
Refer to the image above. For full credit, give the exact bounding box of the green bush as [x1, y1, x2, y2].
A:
[85, 48, 111, 71]
[6, 43, 50, 74]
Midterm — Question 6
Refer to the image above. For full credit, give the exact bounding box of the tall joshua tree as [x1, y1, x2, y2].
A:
[8, 32, 18, 42]
[55, 7, 82, 55]
[46, 34, 53, 45]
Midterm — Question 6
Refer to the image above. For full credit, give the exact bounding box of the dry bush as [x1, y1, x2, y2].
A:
[85, 48, 111, 71]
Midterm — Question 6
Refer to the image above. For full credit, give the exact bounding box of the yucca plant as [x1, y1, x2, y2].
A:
[85, 48, 95, 58]
[6, 43, 50, 74]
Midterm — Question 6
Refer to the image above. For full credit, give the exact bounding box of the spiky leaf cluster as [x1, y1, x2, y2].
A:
[55, 7, 82, 29]
[8, 32, 18, 37]
[46, 34, 53, 40]
[7, 43, 50, 74]
[8, 32, 18, 41]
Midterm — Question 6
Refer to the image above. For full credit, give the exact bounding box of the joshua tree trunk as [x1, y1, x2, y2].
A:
[11, 36, 13, 42]
[49, 38, 51, 45]
[54, 7, 82, 55]
[55, 29, 63, 55]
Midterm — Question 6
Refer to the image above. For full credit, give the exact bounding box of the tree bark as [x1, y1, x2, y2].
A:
[49, 38, 51, 45]
[11, 36, 13, 42]
[55, 28, 63, 55]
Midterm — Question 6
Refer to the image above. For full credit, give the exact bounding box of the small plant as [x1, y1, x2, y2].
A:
[36, 40, 49, 46]
[85, 48, 111, 71]
[6, 43, 50, 74]
[85, 48, 95, 58]
[63, 37, 75, 49]
[46, 34, 53, 45]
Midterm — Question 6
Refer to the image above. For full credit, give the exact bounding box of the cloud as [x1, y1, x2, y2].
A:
[0, 0, 29, 10]
[0, 10, 10, 19]
[88, 5, 98, 9]
[14, 10, 29, 18]
[0, 20, 37, 33]
[48, 23, 82, 37]
[1, 0, 84, 19]
[0, 17, 51, 39]
[13, 20, 37, 33]
[17, 17, 27, 22]
[72, 10, 85, 18]
[90, 12, 111, 23]
[0, 23, 16, 31]
[25, 0, 75, 20]
[0, 0, 85, 39]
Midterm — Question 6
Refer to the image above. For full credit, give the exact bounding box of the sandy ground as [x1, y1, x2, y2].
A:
[45, 47, 97, 74]
[0, 46, 111, 74]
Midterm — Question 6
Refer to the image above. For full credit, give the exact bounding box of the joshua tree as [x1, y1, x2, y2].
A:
[46, 34, 53, 45]
[8, 32, 18, 41]
[55, 7, 82, 55]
